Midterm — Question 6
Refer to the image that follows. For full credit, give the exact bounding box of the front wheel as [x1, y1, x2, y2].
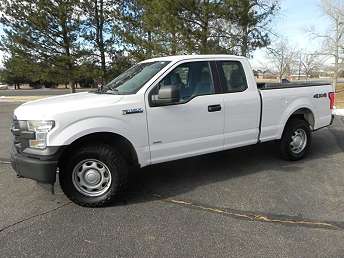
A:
[279, 118, 312, 161]
[59, 144, 128, 207]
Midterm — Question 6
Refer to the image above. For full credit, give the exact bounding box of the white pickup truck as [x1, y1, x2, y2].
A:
[11, 55, 335, 206]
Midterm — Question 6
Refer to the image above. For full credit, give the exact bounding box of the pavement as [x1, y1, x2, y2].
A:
[1, 100, 344, 257]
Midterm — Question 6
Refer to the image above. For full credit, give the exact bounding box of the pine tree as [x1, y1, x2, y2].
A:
[81, 0, 120, 83]
[222, 0, 279, 57]
[0, 0, 83, 92]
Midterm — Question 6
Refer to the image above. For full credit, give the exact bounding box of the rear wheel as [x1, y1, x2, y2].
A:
[59, 144, 128, 207]
[280, 118, 312, 161]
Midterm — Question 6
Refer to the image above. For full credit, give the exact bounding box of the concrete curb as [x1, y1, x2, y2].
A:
[333, 108, 344, 116]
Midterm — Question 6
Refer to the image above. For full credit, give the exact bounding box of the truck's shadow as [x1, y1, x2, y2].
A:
[117, 123, 344, 206]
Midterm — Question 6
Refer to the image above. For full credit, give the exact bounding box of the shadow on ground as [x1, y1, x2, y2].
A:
[119, 121, 343, 207]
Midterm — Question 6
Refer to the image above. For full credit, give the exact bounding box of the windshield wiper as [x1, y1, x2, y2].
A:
[105, 89, 119, 95]
[93, 87, 102, 94]
[93, 85, 119, 95]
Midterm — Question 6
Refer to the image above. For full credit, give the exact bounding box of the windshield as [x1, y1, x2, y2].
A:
[100, 61, 170, 95]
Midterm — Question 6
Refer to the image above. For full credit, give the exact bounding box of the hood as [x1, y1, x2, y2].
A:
[14, 92, 123, 120]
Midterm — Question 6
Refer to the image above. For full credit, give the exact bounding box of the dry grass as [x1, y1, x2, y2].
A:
[336, 83, 344, 109]
[0, 96, 50, 103]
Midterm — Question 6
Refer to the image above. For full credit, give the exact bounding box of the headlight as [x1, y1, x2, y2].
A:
[27, 120, 55, 149]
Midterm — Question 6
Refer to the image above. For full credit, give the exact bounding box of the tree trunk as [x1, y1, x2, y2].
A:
[333, 14, 341, 91]
[69, 81, 75, 93]
[241, 34, 248, 57]
[199, 0, 209, 54]
[60, 12, 74, 93]
[334, 55, 338, 90]
[334, 31, 339, 91]
[95, 0, 106, 83]
[201, 13, 209, 54]
[171, 27, 177, 55]
[67, 58, 75, 93]
[241, 23, 249, 57]
[147, 31, 152, 57]
[200, 32, 208, 54]
[200, 18, 209, 54]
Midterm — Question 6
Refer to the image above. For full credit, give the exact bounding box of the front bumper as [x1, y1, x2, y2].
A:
[10, 146, 59, 184]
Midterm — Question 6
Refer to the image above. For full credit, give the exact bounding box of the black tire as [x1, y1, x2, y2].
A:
[59, 144, 128, 207]
[280, 118, 312, 161]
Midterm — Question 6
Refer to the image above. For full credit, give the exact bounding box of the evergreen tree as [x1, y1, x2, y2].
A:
[224, 0, 279, 57]
[0, 0, 83, 92]
[113, 0, 279, 59]
[81, 0, 120, 82]
[0, 0, 280, 87]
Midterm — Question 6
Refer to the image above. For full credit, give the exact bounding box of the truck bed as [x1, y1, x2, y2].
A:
[257, 82, 333, 143]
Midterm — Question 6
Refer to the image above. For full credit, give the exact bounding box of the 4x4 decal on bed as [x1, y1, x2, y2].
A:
[313, 93, 327, 98]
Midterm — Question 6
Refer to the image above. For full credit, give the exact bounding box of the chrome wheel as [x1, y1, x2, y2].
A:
[72, 159, 112, 197]
[289, 129, 307, 154]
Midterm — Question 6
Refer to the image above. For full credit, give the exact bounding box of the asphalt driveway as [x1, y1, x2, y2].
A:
[1, 101, 344, 257]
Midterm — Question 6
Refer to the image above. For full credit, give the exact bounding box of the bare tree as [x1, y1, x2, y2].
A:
[309, 0, 344, 89]
[300, 53, 327, 79]
[266, 40, 299, 82]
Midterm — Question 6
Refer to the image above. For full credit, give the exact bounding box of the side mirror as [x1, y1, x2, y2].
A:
[151, 84, 180, 106]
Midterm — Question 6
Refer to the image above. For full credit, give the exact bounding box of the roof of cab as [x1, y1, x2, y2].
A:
[141, 54, 246, 63]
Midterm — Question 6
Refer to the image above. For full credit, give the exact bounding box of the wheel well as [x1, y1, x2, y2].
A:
[287, 108, 315, 129]
[58, 132, 139, 167]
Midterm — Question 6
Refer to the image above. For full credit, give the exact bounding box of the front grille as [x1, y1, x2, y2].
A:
[11, 119, 35, 152]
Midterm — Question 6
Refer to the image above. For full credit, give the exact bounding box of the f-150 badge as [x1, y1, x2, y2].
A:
[122, 108, 144, 115]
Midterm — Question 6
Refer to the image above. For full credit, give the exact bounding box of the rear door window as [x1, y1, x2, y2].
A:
[217, 61, 248, 93]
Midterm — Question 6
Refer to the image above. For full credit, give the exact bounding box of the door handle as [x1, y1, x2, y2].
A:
[208, 104, 221, 112]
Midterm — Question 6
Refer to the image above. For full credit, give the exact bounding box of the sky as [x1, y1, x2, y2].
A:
[0, 0, 331, 69]
[250, 0, 330, 69]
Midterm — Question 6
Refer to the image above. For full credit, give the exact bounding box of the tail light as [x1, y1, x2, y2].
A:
[329, 92, 335, 110]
